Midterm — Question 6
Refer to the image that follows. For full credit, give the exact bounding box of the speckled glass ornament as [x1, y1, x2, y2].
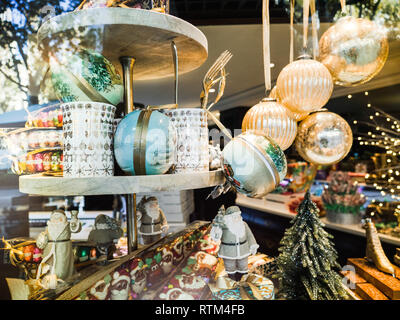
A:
[269, 86, 309, 122]
[223, 131, 287, 198]
[295, 110, 353, 166]
[242, 98, 297, 151]
[276, 56, 333, 114]
[318, 16, 389, 87]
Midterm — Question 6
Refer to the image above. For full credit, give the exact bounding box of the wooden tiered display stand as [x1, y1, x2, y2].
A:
[18, 8, 224, 299]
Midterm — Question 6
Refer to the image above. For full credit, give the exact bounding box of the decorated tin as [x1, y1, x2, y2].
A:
[114, 109, 176, 175]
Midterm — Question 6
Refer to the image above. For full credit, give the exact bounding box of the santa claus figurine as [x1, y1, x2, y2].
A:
[89, 279, 111, 300]
[36, 209, 82, 283]
[137, 196, 169, 245]
[110, 268, 131, 300]
[210, 206, 259, 281]
[88, 214, 123, 261]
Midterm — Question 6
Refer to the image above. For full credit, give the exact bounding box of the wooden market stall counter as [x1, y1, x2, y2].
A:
[236, 193, 400, 247]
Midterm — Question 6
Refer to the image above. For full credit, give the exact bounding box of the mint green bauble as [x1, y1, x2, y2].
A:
[50, 49, 123, 105]
[223, 131, 287, 198]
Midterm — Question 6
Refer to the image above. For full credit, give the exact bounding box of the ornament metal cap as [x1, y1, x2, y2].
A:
[296, 54, 313, 61]
[307, 108, 329, 117]
[260, 97, 277, 103]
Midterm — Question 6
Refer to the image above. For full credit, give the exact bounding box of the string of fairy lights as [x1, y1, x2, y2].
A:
[352, 91, 400, 203]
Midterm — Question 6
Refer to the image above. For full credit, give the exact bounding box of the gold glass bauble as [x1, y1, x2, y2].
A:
[242, 98, 297, 151]
[276, 56, 334, 114]
[269, 86, 309, 122]
[295, 110, 353, 166]
[318, 16, 389, 87]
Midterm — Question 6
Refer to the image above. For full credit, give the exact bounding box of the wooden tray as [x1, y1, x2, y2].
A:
[19, 170, 225, 196]
[37, 7, 208, 80]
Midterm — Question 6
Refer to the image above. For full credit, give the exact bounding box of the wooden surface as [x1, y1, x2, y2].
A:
[37, 8, 208, 80]
[348, 258, 400, 300]
[236, 193, 400, 246]
[19, 170, 225, 196]
[340, 270, 367, 287]
[355, 283, 389, 300]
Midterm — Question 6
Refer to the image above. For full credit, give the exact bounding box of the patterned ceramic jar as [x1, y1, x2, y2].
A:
[164, 108, 209, 173]
[62, 101, 116, 177]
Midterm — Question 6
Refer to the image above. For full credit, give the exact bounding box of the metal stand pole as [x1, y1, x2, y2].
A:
[120, 57, 136, 115]
[120, 56, 138, 253]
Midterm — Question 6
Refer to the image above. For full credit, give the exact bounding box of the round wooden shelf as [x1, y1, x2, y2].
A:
[19, 170, 225, 196]
[37, 7, 208, 80]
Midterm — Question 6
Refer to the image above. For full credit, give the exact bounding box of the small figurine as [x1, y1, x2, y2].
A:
[137, 196, 169, 245]
[89, 279, 111, 300]
[364, 218, 395, 276]
[88, 214, 123, 260]
[210, 206, 259, 281]
[110, 269, 131, 300]
[36, 210, 82, 284]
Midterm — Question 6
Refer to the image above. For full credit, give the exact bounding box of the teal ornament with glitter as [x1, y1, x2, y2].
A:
[50, 49, 123, 105]
[222, 131, 287, 198]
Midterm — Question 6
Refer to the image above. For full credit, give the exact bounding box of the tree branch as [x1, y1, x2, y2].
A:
[0, 68, 28, 94]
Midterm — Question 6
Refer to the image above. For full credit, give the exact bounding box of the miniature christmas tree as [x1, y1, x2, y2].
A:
[275, 191, 349, 300]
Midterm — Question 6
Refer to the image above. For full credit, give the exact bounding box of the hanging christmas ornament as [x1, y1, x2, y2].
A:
[269, 86, 309, 122]
[209, 0, 287, 201]
[318, 16, 389, 87]
[242, 98, 297, 151]
[295, 110, 353, 166]
[223, 131, 287, 198]
[241, 0, 296, 151]
[114, 109, 176, 175]
[276, 55, 334, 114]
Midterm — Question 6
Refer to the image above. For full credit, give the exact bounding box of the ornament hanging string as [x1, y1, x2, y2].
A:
[262, 0, 271, 92]
[303, 0, 310, 49]
[289, 0, 295, 63]
[310, 0, 318, 59]
[340, 0, 346, 13]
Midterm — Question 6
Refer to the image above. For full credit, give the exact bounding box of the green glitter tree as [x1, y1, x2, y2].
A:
[275, 191, 349, 300]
